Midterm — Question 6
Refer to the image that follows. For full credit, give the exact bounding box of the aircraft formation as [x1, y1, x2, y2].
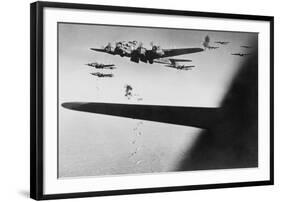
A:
[85, 62, 116, 78]
[90, 40, 205, 71]
[86, 35, 253, 80]
[202, 35, 253, 57]
[231, 45, 253, 57]
[86, 39, 205, 83]
[86, 62, 116, 69]
[83, 35, 253, 100]
[62, 34, 257, 153]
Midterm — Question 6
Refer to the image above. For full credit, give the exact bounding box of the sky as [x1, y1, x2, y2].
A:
[58, 22, 258, 178]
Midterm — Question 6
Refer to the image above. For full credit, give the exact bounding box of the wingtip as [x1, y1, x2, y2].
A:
[197, 48, 204, 52]
[61, 102, 86, 110]
[61, 102, 74, 109]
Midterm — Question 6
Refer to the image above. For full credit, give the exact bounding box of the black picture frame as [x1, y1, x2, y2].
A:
[30, 1, 274, 200]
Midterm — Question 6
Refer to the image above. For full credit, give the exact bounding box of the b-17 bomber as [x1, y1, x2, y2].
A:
[86, 62, 116, 69]
[90, 40, 203, 64]
[240, 45, 252, 49]
[90, 72, 114, 78]
[231, 53, 251, 57]
[214, 41, 230, 45]
[154, 58, 194, 70]
[206, 46, 219, 50]
[166, 64, 195, 70]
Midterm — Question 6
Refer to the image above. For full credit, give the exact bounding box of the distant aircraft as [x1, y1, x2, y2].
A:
[90, 40, 203, 64]
[215, 41, 230, 45]
[61, 48, 258, 130]
[166, 64, 195, 70]
[206, 46, 219, 50]
[231, 53, 251, 57]
[202, 35, 219, 50]
[154, 58, 194, 70]
[90, 72, 114, 77]
[86, 62, 116, 69]
[240, 45, 252, 49]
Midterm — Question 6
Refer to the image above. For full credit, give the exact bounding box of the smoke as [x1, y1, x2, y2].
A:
[125, 84, 133, 99]
[203, 35, 210, 49]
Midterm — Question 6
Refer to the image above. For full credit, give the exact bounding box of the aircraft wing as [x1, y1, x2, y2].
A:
[181, 66, 195, 70]
[169, 59, 192, 65]
[91, 48, 132, 57]
[158, 48, 204, 59]
[90, 48, 116, 55]
[62, 102, 222, 129]
[90, 48, 107, 53]
[103, 64, 115, 67]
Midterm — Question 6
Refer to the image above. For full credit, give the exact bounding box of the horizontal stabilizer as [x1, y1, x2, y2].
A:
[169, 59, 192, 62]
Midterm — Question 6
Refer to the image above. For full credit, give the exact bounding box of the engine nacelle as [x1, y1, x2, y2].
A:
[145, 51, 154, 64]
[130, 50, 140, 63]
[114, 47, 126, 57]
[140, 56, 147, 63]
[151, 45, 164, 59]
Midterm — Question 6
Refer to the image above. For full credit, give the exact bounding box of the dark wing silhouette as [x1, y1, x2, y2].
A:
[103, 64, 115, 67]
[90, 48, 118, 56]
[61, 102, 222, 129]
[90, 48, 107, 53]
[158, 48, 203, 58]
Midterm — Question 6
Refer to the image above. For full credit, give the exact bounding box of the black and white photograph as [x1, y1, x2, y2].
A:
[59, 23, 259, 178]
[29, 1, 273, 200]
[0, 0, 279, 201]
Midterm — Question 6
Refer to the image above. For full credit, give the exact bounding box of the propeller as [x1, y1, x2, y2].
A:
[103, 42, 113, 51]
[150, 41, 158, 49]
[150, 41, 161, 51]
[138, 42, 143, 48]
[115, 41, 120, 46]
